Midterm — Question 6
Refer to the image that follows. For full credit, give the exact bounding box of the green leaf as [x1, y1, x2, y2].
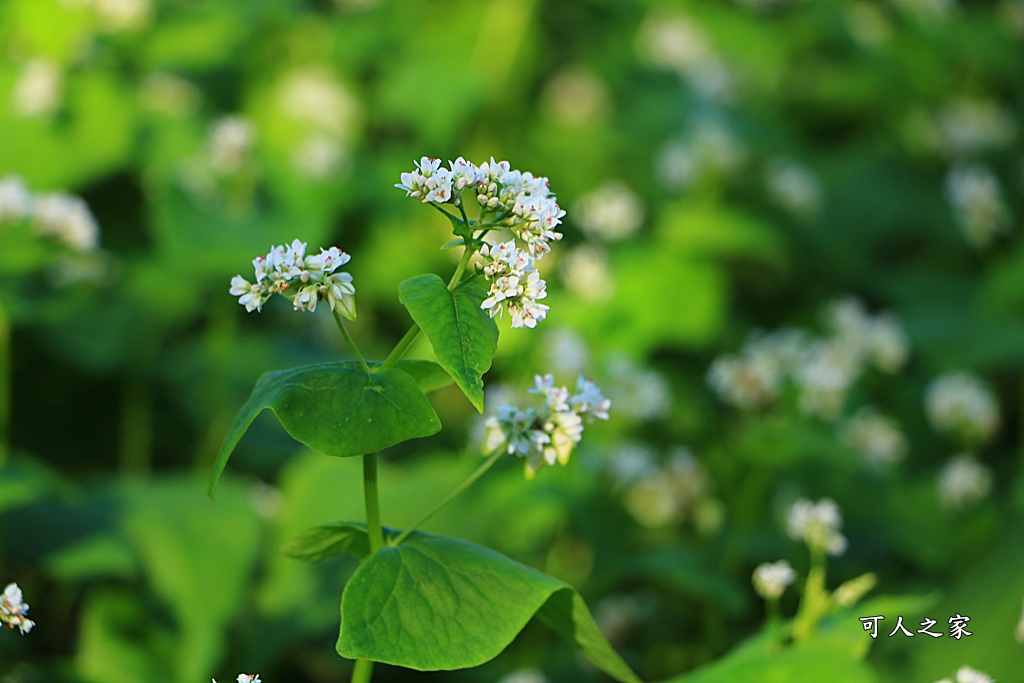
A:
[398, 274, 498, 413]
[209, 362, 441, 498]
[393, 359, 455, 394]
[335, 526, 641, 682]
[281, 522, 373, 563]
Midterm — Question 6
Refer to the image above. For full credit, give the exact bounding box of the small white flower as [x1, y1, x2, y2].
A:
[841, 408, 908, 466]
[786, 498, 847, 556]
[926, 372, 1000, 445]
[765, 157, 822, 217]
[933, 665, 994, 683]
[573, 180, 645, 242]
[33, 193, 100, 252]
[752, 560, 797, 600]
[1, 582, 35, 635]
[12, 60, 62, 117]
[207, 116, 255, 176]
[937, 455, 992, 510]
[0, 175, 33, 223]
[946, 164, 1011, 248]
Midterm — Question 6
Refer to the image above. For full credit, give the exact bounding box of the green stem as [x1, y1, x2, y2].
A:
[447, 244, 474, 289]
[364, 453, 384, 553]
[333, 311, 371, 373]
[0, 297, 9, 466]
[351, 658, 374, 683]
[392, 447, 504, 546]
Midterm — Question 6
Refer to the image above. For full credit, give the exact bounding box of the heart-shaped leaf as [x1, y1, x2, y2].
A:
[323, 524, 640, 682]
[398, 274, 498, 412]
[209, 363, 440, 498]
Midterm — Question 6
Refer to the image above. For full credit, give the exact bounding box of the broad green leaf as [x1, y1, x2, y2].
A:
[209, 362, 441, 498]
[398, 274, 498, 412]
[335, 526, 641, 682]
[281, 522, 372, 563]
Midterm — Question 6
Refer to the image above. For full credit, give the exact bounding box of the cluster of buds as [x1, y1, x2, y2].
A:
[478, 241, 549, 328]
[786, 497, 847, 556]
[483, 374, 610, 479]
[1, 583, 34, 635]
[213, 676, 261, 683]
[229, 239, 355, 317]
[0, 175, 99, 252]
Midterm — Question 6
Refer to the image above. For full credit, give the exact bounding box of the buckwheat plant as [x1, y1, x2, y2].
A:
[210, 158, 639, 683]
[1, 582, 34, 635]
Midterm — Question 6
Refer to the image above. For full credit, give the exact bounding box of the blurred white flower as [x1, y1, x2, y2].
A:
[841, 408, 907, 466]
[33, 193, 100, 252]
[936, 98, 1017, 157]
[0, 176, 33, 224]
[12, 60, 62, 118]
[207, 116, 256, 176]
[752, 560, 797, 600]
[707, 335, 790, 411]
[139, 72, 201, 117]
[636, 9, 735, 102]
[561, 244, 615, 304]
[937, 455, 992, 510]
[926, 372, 1000, 445]
[786, 498, 847, 556]
[94, 0, 151, 31]
[658, 117, 748, 191]
[606, 354, 670, 421]
[1015, 595, 1024, 644]
[541, 65, 610, 126]
[824, 297, 909, 373]
[623, 447, 714, 528]
[793, 340, 860, 420]
[277, 67, 357, 137]
[543, 328, 591, 375]
[607, 441, 658, 484]
[1, 582, 35, 635]
[945, 164, 1011, 248]
[291, 133, 347, 179]
[594, 594, 645, 644]
[765, 158, 822, 218]
[934, 665, 993, 683]
[573, 181, 644, 242]
[212, 676, 261, 683]
[497, 669, 548, 683]
[1001, 0, 1024, 36]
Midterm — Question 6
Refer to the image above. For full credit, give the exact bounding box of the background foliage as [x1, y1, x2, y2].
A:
[1, 0, 1023, 682]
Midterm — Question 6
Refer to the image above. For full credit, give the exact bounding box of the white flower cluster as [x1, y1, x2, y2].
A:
[483, 374, 610, 479]
[708, 297, 909, 420]
[840, 407, 908, 467]
[396, 156, 565, 257]
[397, 156, 567, 329]
[615, 445, 720, 532]
[229, 239, 355, 317]
[786, 498, 847, 556]
[636, 9, 735, 103]
[478, 240, 549, 328]
[561, 244, 614, 304]
[213, 675, 261, 683]
[277, 67, 356, 179]
[936, 98, 1017, 157]
[926, 372, 1000, 445]
[1, 583, 34, 635]
[0, 175, 100, 252]
[765, 157, 823, 218]
[934, 665, 994, 683]
[937, 454, 993, 510]
[752, 560, 797, 600]
[657, 117, 747, 191]
[945, 164, 1011, 248]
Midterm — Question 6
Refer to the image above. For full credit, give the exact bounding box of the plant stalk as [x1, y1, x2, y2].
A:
[333, 311, 371, 374]
[364, 453, 384, 553]
[392, 447, 504, 546]
[351, 658, 374, 683]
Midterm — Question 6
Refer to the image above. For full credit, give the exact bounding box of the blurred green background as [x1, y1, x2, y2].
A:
[1, 0, 1023, 682]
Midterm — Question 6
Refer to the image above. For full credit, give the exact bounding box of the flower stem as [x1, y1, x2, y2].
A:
[351, 658, 374, 683]
[333, 311, 371, 374]
[392, 447, 504, 546]
[364, 453, 384, 554]
[447, 244, 474, 290]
